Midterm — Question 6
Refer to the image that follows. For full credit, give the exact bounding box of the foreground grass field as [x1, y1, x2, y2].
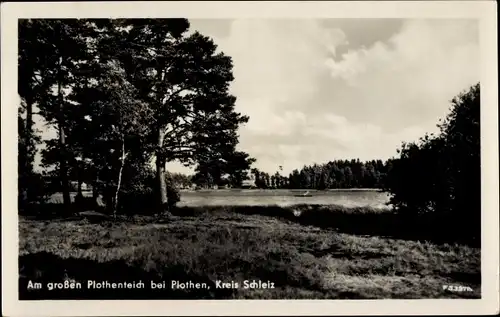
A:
[19, 205, 480, 299]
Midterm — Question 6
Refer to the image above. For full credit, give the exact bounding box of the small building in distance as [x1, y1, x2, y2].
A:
[241, 179, 256, 189]
[70, 181, 91, 192]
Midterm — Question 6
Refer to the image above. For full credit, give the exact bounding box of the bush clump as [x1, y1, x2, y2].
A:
[385, 83, 480, 244]
[118, 167, 180, 216]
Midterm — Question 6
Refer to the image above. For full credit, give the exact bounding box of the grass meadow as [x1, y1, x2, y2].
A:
[19, 200, 481, 300]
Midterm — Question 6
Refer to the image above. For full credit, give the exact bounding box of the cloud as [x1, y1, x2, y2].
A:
[322, 19, 479, 132]
[217, 20, 347, 138]
[203, 19, 350, 173]
[184, 19, 479, 175]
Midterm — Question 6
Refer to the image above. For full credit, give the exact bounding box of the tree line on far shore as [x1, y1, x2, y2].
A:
[253, 159, 392, 190]
[186, 159, 392, 190]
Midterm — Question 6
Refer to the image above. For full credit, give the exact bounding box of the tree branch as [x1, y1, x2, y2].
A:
[32, 74, 45, 86]
[167, 148, 197, 160]
[162, 86, 191, 105]
[164, 120, 193, 140]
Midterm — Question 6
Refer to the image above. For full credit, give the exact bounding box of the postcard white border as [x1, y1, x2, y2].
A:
[2, 1, 498, 316]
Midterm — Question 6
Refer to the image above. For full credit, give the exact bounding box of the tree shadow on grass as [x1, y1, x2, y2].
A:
[176, 204, 480, 247]
[23, 203, 480, 248]
[19, 251, 331, 300]
[328, 209, 477, 247]
[297, 205, 480, 247]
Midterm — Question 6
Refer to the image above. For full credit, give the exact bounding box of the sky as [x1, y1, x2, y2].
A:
[33, 18, 480, 176]
[181, 18, 479, 175]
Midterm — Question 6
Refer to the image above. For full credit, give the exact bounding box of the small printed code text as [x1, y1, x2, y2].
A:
[442, 285, 473, 292]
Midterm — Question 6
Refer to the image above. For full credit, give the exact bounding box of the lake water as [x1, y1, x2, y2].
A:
[178, 189, 391, 209]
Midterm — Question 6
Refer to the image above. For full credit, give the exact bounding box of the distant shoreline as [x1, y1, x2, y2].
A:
[179, 188, 384, 193]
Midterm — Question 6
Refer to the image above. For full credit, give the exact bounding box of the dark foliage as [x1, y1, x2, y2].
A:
[385, 83, 480, 243]
[193, 151, 256, 188]
[18, 18, 248, 215]
[118, 166, 180, 215]
[250, 159, 391, 190]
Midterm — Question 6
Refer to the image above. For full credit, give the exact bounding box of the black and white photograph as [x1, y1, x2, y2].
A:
[2, 1, 498, 316]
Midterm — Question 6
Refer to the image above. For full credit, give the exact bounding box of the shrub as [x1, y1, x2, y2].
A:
[18, 172, 55, 215]
[165, 175, 181, 210]
[385, 83, 480, 243]
[117, 167, 180, 215]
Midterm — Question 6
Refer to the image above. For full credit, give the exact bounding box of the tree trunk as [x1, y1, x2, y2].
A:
[156, 129, 170, 216]
[25, 96, 34, 201]
[19, 95, 34, 207]
[77, 179, 83, 196]
[105, 186, 114, 215]
[156, 157, 169, 213]
[59, 125, 71, 211]
[77, 163, 83, 198]
[57, 56, 71, 213]
[90, 182, 97, 211]
[92, 180, 98, 200]
[18, 97, 33, 209]
[113, 135, 127, 219]
[74, 171, 84, 213]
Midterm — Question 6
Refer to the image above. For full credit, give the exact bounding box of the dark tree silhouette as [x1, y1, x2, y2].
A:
[385, 83, 480, 243]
